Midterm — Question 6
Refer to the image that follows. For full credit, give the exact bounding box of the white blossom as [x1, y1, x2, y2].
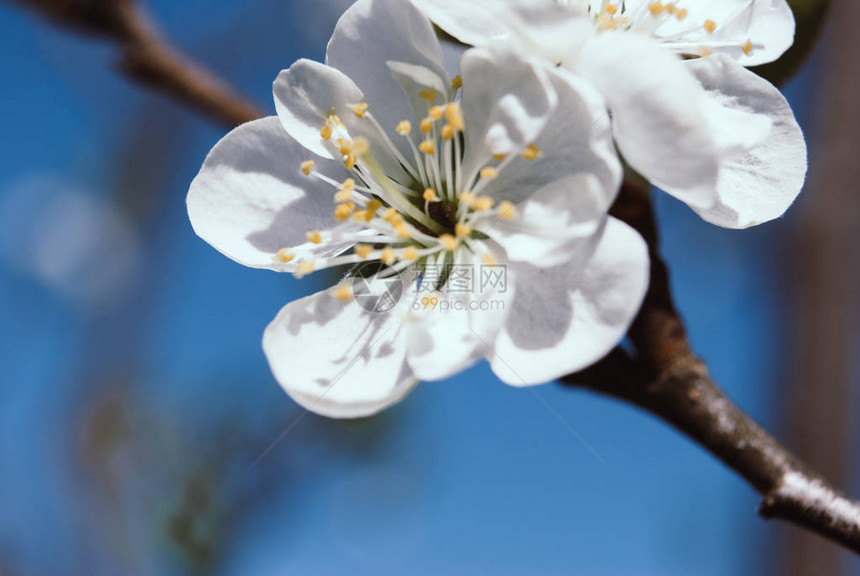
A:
[412, 0, 808, 228]
[187, 0, 649, 418]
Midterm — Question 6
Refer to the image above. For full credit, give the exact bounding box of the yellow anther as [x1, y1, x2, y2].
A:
[481, 252, 496, 266]
[438, 234, 459, 251]
[329, 113, 343, 127]
[420, 117, 434, 134]
[498, 200, 517, 220]
[460, 192, 476, 207]
[334, 203, 354, 221]
[522, 143, 541, 161]
[664, 4, 676, 14]
[704, 19, 717, 33]
[295, 260, 315, 278]
[352, 137, 370, 156]
[493, 153, 507, 161]
[345, 154, 358, 170]
[352, 210, 368, 222]
[334, 189, 353, 203]
[441, 125, 455, 140]
[305, 230, 322, 244]
[429, 105, 445, 120]
[381, 247, 397, 265]
[452, 75, 463, 90]
[419, 89, 437, 101]
[341, 178, 356, 192]
[480, 167, 499, 180]
[337, 138, 352, 155]
[605, 4, 618, 15]
[382, 207, 399, 223]
[741, 39, 753, 55]
[473, 196, 495, 211]
[419, 139, 437, 155]
[275, 248, 295, 263]
[648, 2, 664, 15]
[320, 124, 333, 141]
[351, 102, 369, 119]
[333, 284, 353, 301]
[401, 246, 419, 261]
[395, 224, 412, 239]
[455, 223, 473, 239]
[365, 199, 382, 219]
[699, 45, 712, 57]
[300, 160, 315, 175]
[396, 120, 412, 135]
[445, 103, 465, 131]
[675, 7, 688, 19]
[355, 244, 374, 259]
[423, 188, 440, 202]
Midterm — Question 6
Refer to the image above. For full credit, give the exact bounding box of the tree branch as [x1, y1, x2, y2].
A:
[8, 0, 262, 127]
[12, 0, 860, 557]
[563, 180, 860, 554]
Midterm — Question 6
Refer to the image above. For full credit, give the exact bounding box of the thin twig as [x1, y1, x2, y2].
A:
[563, 180, 860, 554]
[9, 0, 261, 127]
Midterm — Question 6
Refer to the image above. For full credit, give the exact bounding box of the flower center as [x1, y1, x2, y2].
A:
[273, 75, 532, 300]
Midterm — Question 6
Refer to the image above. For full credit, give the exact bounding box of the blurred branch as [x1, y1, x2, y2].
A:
[7, 0, 261, 127]
[563, 179, 860, 555]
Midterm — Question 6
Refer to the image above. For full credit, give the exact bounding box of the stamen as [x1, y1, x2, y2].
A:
[295, 260, 315, 278]
[402, 246, 419, 261]
[381, 247, 397, 265]
[419, 89, 437, 101]
[445, 103, 465, 132]
[429, 105, 445, 121]
[300, 160, 315, 175]
[350, 102, 369, 119]
[481, 252, 496, 266]
[497, 200, 517, 220]
[333, 284, 353, 301]
[423, 188, 440, 202]
[648, 2, 664, 16]
[306, 231, 322, 244]
[741, 39, 753, 55]
[355, 244, 374, 259]
[473, 196, 495, 211]
[438, 234, 459, 251]
[452, 76, 463, 90]
[274, 248, 295, 263]
[396, 120, 412, 135]
[455, 223, 473, 238]
[420, 117, 434, 134]
[480, 167, 499, 180]
[522, 144, 541, 161]
[441, 125, 455, 140]
[334, 203, 355, 221]
[419, 139, 437, 155]
[704, 19, 717, 33]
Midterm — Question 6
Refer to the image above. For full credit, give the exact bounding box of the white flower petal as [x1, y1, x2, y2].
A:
[682, 55, 807, 228]
[576, 32, 722, 209]
[327, 0, 449, 146]
[405, 250, 512, 381]
[263, 287, 418, 419]
[459, 48, 558, 183]
[484, 66, 620, 207]
[187, 117, 357, 270]
[480, 174, 608, 268]
[490, 217, 649, 385]
[273, 59, 410, 183]
[410, 0, 519, 47]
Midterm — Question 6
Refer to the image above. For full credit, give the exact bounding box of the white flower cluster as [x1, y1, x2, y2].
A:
[188, 0, 805, 418]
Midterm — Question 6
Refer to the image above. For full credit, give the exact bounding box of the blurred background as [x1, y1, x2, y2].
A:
[0, 0, 857, 574]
